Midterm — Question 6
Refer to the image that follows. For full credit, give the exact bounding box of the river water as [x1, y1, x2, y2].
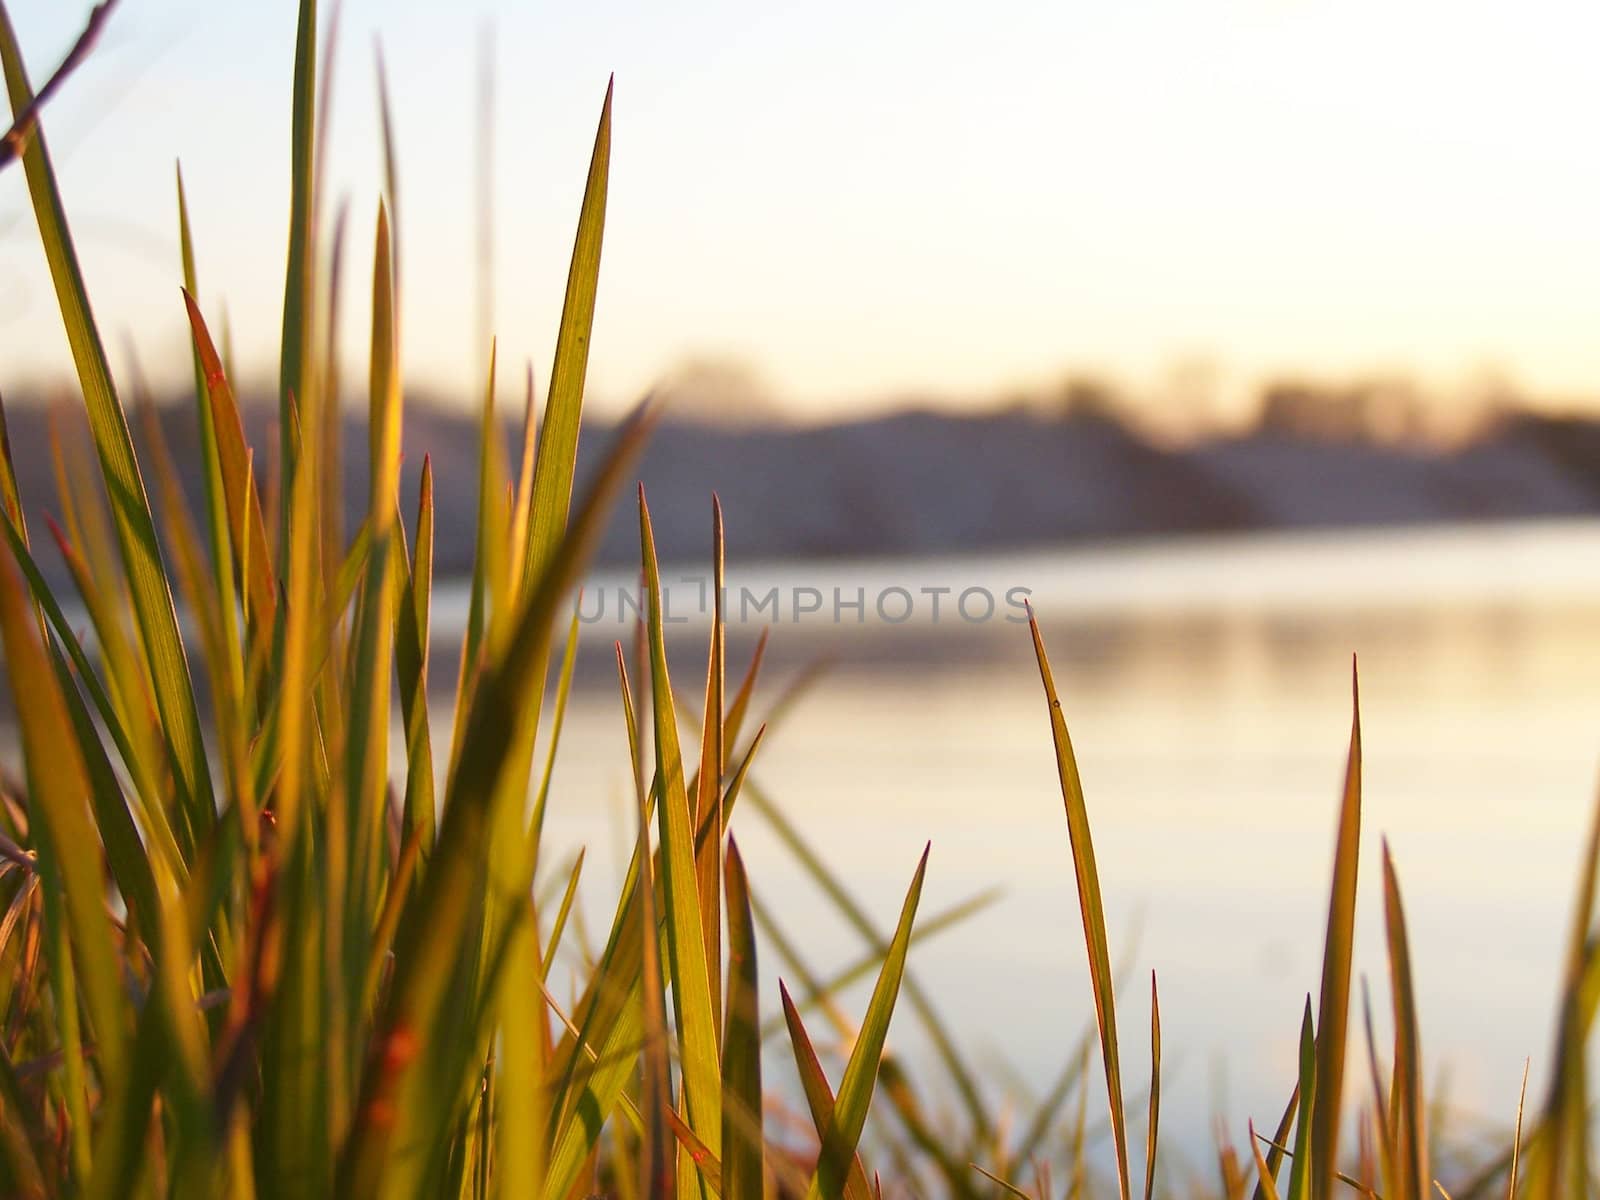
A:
[461, 516, 1600, 1169]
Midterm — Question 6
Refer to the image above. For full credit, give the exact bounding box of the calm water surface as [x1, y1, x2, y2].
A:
[440, 517, 1600, 1164]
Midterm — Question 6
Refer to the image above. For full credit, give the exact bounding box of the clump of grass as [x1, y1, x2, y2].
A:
[0, 5, 1592, 1199]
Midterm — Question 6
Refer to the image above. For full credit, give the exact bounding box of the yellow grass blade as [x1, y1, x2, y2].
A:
[640, 485, 722, 1193]
[1027, 607, 1131, 1200]
[520, 78, 611, 590]
[1251, 1120, 1285, 1200]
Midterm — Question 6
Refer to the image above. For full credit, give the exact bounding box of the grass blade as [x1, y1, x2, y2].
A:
[521, 78, 611, 589]
[761, 886, 1002, 1041]
[640, 485, 722, 1192]
[397, 456, 437, 858]
[1251, 1120, 1285, 1200]
[176, 164, 244, 709]
[1382, 842, 1427, 1200]
[745, 775, 988, 1151]
[278, 0, 317, 499]
[1251, 1083, 1301, 1200]
[780, 982, 873, 1200]
[181, 290, 278, 629]
[722, 836, 763, 1200]
[807, 843, 929, 1200]
[695, 497, 727, 1035]
[1288, 999, 1316, 1200]
[637, 723, 673, 1200]
[1028, 607, 1131, 1200]
[1310, 662, 1363, 1200]
[1145, 971, 1161, 1200]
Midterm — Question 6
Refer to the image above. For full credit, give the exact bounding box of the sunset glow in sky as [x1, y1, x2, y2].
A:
[3, 0, 1598, 419]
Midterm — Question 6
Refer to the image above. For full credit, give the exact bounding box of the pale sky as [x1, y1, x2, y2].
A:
[3, 0, 1598, 421]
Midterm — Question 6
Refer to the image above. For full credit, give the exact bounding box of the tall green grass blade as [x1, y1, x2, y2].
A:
[521, 77, 611, 589]
[0, 3, 215, 850]
[279, 0, 317, 502]
[374, 40, 400, 299]
[320, 198, 350, 611]
[1523, 783, 1600, 1200]
[1027, 608, 1131, 1200]
[499, 913, 553, 1200]
[1510, 1060, 1530, 1200]
[1310, 662, 1362, 1200]
[176, 163, 242, 700]
[640, 486, 722, 1194]
[698, 726, 765, 858]
[542, 847, 586, 981]
[695, 497, 727, 1035]
[507, 364, 539, 598]
[1381, 842, 1427, 1200]
[722, 837, 763, 1200]
[134, 395, 256, 897]
[343, 199, 402, 1011]
[538, 647, 656, 1199]
[256, 330, 331, 1195]
[637, 723, 674, 1200]
[807, 843, 929, 1200]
